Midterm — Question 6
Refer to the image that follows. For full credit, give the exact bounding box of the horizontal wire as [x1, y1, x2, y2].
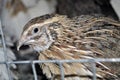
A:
[0, 58, 120, 64]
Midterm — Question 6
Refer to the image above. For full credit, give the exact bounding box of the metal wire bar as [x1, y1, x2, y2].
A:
[0, 0, 12, 80]
[0, 20, 12, 80]
[2, 58, 120, 64]
[32, 62, 38, 80]
[91, 60, 96, 80]
[0, 0, 8, 63]
[58, 61, 64, 80]
[0, 58, 120, 80]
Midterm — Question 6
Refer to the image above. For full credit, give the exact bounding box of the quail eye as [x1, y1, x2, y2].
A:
[33, 28, 39, 33]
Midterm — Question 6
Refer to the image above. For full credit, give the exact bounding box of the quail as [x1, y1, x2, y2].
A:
[18, 14, 120, 80]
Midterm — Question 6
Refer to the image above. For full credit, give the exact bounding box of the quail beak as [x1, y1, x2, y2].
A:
[17, 37, 35, 51]
[17, 36, 29, 51]
[17, 41, 23, 51]
[17, 39, 26, 51]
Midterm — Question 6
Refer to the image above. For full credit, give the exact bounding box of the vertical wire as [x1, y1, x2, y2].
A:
[31, 61, 38, 80]
[58, 61, 64, 80]
[0, 0, 8, 63]
[0, 0, 12, 80]
[91, 60, 96, 80]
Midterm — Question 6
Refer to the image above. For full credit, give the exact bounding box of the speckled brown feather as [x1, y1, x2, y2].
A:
[6, 0, 27, 16]
[18, 14, 120, 80]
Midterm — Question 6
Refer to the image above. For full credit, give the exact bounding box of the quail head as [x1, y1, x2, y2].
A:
[18, 14, 120, 80]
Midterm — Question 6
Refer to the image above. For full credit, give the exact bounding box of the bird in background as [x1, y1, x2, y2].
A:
[3, 0, 56, 43]
[18, 14, 120, 80]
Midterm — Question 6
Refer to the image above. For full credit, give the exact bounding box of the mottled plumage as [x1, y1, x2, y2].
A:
[18, 14, 120, 80]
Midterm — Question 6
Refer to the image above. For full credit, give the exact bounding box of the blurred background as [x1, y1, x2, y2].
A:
[0, 0, 120, 80]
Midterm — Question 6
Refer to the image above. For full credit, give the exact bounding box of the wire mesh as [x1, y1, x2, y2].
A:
[0, 0, 120, 80]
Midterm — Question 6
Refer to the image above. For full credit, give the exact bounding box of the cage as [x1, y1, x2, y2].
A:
[0, 0, 120, 80]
